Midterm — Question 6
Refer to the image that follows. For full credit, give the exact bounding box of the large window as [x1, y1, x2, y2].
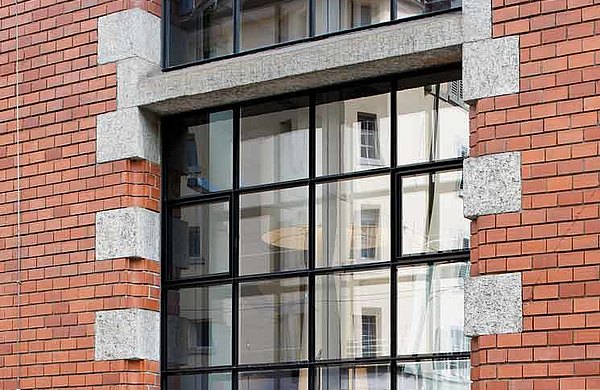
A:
[165, 0, 462, 68]
[163, 71, 471, 390]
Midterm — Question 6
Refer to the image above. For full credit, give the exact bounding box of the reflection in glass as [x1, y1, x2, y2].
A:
[166, 285, 232, 368]
[315, 0, 390, 35]
[240, 97, 309, 186]
[169, 202, 229, 279]
[401, 170, 469, 255]
[239, 187, 309, 275]
[166, 372, 232, 390]
[167, 110, 234, 198]
[168, 0, 234, 68]
[316, 86, 391, 176]
[397, 263, 469, 355]
[397, 360, 470, 390]
[239, 369, 309, 390]
[241, 0, 309, 51]
[397, 82, 469, 166]
[316, 364, 390, 390]
[239, 278, 308, 363]
[316, 176, 390, 268]
[397, 0, 461, 19]
[316, 269, 390, 360]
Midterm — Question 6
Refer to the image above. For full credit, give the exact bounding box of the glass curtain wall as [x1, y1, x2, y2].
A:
[163, 72, 471, 390]
[165, 0, 462, 67]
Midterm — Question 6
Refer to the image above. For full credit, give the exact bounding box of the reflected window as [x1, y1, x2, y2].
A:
[397, 82, 469, 166]
[239, 278, 309, 364]
[240, 369, 309, 390]
[164, 76, 470, 390]
[239, 187, 309, 275]
[401, 170, 470, 255]
[316, 365, 390, 390]
[316, 85, 390, 176]
[397, 263, 470, 355]
[167, 0, 234, 67]
[316, 175, 390, 268]
[169, 202, 230, 279]
[315, 0, 390, 35]
[241, 0, 309, 51]
[316, 269, 390, 360]
[241, 97, 309, 186]
[166, 0, 460, 67]
[166, 110, 234, 198]
[166, 285, 232, 368]
[397, 359, 470, 390]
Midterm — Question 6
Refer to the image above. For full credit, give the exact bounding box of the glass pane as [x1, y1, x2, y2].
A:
[166, 372, 232, 390]
[240, 97, 309, 186]
[316, 86, 391, 176]
[239, 277, 308, 363]
[168, 0, 234, 67]
[241, 0, 309, 51]
[316, 269, 390, 360]
[316, 364, 390, 390]
[401, 170, 470, 255]
[166, 285, 232, 368]
[397, 263, 469, 355]
[239, 369, 309, 390]
[397, 83, 469, 166]
[397, 360, 470, 390]
[316, 0, 391, 35]
[167, 110, 234, 198]
[316, 175, 390, 268]
[239, 187, 309, 275]
[397, 0, 461, 19]
[169, 201, 229, 279]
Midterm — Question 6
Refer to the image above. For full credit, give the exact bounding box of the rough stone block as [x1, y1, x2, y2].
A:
[463, 151, 522, 219]
[463, 36, 520, 101]
[117, 57, 159, 109]
[98, 8, 161, 64]
[96, 107, 160, 164]
[95, 207, 160, 261]
[95, 309, 160, 361]
[464, 272, 523, 337]
[462, 0, 491, 42]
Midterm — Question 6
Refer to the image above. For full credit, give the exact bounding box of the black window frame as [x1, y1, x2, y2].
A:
[162, 0, 462, 70]
[161, 65, 471, 390]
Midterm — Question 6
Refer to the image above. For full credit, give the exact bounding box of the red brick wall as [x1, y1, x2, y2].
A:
[470, 1, 600, 389]
[0, 1, 161, 389]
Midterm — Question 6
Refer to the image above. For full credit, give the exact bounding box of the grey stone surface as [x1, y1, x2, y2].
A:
[96, 107, 160, 164]
[464, 272, 523, 337]
[462, 0, 492, 42]
[117, 57, 159, 109]
[463, 151, 522, 219]
[135, 11, 464, 114]
[95, 207, 160, 261]
[95, 309, 160, 361]
[463, 36, 520, 101]
[98, 8, 160, 64]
